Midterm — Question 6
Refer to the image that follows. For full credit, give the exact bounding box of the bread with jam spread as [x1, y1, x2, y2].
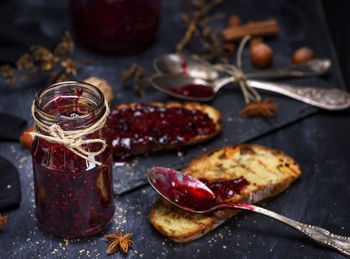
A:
[149, 144, 301, 242]
[20, 102, 222, 153]
[108, 102, 222, 156]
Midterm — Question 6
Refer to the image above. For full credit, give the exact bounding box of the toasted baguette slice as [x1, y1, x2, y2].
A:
[149, 144, 301, 242]
[111, 102, 222, 155]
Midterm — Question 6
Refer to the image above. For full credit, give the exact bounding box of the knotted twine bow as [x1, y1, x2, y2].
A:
[213, 35, 261, 104]
[31, 99, 110, 166]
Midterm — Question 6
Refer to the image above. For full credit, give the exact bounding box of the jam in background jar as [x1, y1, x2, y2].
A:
[69, 0, 161, 55]
[31, 81, 114, 238]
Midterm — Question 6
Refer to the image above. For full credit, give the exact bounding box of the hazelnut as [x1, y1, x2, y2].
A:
[20, 128, 34, 149]
[84, 77, 114, 103]
[250, 42, 273, 68]
[292, 46, 314, 64]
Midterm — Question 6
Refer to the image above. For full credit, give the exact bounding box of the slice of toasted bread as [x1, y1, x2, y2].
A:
[109, 102, 222, 155]
[149, 144, 301, 242]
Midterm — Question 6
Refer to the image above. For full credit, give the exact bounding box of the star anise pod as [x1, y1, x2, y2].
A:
[0, 214, 8, 229]
[105, 229, 133, 254]
[241, 98, 278, 118]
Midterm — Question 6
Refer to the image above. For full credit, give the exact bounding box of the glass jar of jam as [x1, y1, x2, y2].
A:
[31, 81, 114, 238]
[69, 0, 161, 55]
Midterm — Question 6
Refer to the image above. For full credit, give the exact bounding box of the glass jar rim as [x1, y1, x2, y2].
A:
[34, 80, 106, 124]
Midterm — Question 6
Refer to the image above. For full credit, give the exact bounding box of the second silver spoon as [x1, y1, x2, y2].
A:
[149, 74, 350, 110]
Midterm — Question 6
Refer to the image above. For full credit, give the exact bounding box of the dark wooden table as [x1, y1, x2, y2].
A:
[0, 0, 349, 258]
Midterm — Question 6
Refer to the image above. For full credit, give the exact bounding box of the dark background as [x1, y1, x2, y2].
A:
[0, 1, 350, 259]
[0, 0, 349, 88]
[322, 0, 350, 90]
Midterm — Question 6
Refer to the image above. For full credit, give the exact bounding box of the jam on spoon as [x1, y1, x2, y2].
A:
[147, 167, 350, 256]
[147, 167, 251, 213]
[170, 84, 214, 98]
[150, 73, 350, 110]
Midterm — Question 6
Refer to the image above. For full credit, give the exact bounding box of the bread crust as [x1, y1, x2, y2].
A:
[149, 144, 301, 242]
[113, 102, 222, 154]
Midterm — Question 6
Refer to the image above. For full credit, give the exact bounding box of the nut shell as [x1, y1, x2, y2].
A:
[20, 128, 34, 149]
[84, 77, 114, 103]
[250, 42, 273, 68]
[292, 46, 315, 64]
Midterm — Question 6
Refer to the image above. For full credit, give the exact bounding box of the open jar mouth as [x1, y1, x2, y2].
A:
[34, 81, 106, 130]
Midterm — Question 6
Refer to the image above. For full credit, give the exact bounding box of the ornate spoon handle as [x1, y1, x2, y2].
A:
[246, 59, 331, 79]
[246, 79, 350, 110]
[223, 203, 350, 256]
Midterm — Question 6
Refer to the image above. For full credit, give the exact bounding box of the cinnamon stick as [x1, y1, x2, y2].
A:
[227, 15, 240, 27]
[222, 15, 240, 56]
[221, 19, 280, 41]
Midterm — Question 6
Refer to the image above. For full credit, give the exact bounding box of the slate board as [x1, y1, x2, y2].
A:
[0, 0, 345, 196]
[0, 156, 21, 211]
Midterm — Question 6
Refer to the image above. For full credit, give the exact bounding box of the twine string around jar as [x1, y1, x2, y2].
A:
[31, 99, 110, 166]
[213, 35, 261, 104]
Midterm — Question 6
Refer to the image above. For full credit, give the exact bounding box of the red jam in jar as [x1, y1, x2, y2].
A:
[69, 0, 160, 55]
[31, 81, 114, 238]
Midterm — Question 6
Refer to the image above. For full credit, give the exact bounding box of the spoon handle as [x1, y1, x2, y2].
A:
[246, 80, 350, 110]
[227, 203, 350, 256]
[214, 77, 350, 110]
[245, 59, 331, 79]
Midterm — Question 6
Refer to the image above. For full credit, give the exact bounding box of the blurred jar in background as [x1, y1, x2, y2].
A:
[69, 0, 160, 55]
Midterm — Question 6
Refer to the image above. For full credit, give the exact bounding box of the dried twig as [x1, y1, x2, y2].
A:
[176, 0, 223, 60]
[122, 64, 148, 96]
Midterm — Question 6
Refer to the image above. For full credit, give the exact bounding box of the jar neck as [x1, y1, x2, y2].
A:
[34, 81, 105, 131]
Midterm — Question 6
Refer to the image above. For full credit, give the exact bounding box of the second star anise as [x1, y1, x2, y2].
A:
[104, 229, 134, 254]
[241, 98, 278, 118]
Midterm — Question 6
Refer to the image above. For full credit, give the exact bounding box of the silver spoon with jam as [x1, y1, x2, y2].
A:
[149, 54, 350, 110]
[153, 53, 332, 80]
[147, 167, 350, 256]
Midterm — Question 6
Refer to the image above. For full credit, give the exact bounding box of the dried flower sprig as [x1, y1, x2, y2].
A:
[177, 0, 224, 61]
[0, 31, 89, 85]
